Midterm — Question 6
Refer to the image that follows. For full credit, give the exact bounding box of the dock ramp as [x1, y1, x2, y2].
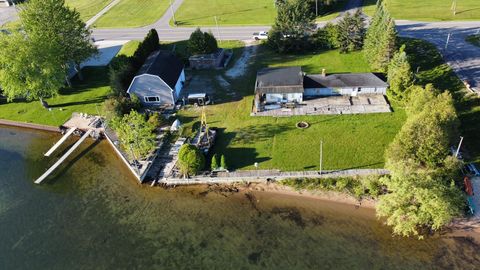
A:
[35, 129, 92, 184]
[44, 127, 76, 157]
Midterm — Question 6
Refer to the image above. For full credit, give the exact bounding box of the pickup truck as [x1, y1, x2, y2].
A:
[252, 31, 268, 40]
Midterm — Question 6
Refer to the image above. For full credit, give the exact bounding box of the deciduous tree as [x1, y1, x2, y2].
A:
[110, 111, 157, 160]
[178, 144, 205, 177]
[187, 28, 218, 55]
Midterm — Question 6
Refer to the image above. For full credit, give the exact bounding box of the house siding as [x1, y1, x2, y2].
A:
[173, 69, 186, 100]
[127, 74, 175, 107]
[266, 93, 303, 103]
[305, 87, 387, 97]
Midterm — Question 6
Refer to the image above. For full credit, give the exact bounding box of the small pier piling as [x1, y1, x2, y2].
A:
[35, 130, 92, 184]
[44, 127, 76, 157]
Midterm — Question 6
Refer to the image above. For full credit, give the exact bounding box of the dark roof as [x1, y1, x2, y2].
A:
[255, 67, 304, 94]
[304, 73, 388, 89]
[137, 50, 184, 89]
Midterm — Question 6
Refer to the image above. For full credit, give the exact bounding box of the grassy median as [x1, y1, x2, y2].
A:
[65, 0, 111, 22]
[94, 0, 170, 28]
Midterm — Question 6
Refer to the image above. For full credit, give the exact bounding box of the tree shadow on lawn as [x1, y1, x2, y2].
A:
[49, 96, 107, 109]
[59, 67, 109, 96]
[207, 127, 274, 170]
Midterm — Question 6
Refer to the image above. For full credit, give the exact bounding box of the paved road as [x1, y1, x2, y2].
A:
[397, 20, 480, 91]
[0, 6, 17, 26]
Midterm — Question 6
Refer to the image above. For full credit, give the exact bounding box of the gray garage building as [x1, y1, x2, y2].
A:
[127, 50, 185, 108]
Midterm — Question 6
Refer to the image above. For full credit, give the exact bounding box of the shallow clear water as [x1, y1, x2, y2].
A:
[0, 125, 479, 269]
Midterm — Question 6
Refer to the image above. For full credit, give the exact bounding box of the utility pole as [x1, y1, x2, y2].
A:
[214, 16, 221, 44]
[319, 140, 323, 175]
[455, 136, 464, 158]
[451, 0, 457, 15]
[445, 32, 451, 50]
[316, 0, 318, 17]
[169, 0, 177, 26]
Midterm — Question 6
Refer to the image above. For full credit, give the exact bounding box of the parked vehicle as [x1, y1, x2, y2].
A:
[253, 31, 268, 40]
[465, 163, 480, 176]
[187, 93, 211, 106]
[464, 176, 474, 196]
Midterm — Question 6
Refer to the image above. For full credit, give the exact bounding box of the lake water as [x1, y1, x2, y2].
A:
[0, 125, 479, 269]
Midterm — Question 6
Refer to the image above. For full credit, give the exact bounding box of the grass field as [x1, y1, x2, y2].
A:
[174, 0, 349, 26]
[0, 68, 110, 126]
[65, 0, 111, 22]
[173, 0, 276, 26]
[94, 0, 170, 28]
[177, 46, 406, 171]
[399, 38, 480, 163]
[364, 0, 480, 21]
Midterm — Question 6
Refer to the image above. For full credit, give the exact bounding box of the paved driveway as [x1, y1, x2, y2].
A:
[0, 6, 17, 26]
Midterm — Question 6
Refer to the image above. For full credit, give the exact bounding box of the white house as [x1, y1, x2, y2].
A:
[303, 72, 388, 97]
[254, 67, 304, 107]
[254, 66, 389, 112]
[0, 1, 11, 7]
[127, 50, 185, 108]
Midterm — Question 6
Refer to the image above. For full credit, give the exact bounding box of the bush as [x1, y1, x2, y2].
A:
[187, 28, 218, 55]
[178, 144, 205, 176]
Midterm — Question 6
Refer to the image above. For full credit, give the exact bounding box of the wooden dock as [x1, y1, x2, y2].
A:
[35, 130, 92, 184]
[44, 127, 76, 157]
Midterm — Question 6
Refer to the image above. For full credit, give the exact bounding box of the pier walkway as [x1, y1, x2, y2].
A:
[44, 127, 76, 157]
[35, 130, 92, 184]
[158, 169, 389, 186]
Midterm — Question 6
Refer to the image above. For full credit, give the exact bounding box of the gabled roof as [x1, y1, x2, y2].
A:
[255, 67, 304, 94]
[304, 73, 388, 89]
[137, 50, 184, 89]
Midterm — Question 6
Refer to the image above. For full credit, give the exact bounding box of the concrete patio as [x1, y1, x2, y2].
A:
[252, 95, 392, 117]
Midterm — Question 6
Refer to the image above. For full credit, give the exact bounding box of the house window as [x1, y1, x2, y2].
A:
[144, 96, 160, 102]
[358, 87, 362, 92]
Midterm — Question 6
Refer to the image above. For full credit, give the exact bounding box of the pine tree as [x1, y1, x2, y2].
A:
[373, 18, 397, 72]
[336, 10, 365, 53]
[211, 154, 219, 171]
[387, 45, 414, 100]
[364, 0, 396, 71]
[220, 155, 227, 170]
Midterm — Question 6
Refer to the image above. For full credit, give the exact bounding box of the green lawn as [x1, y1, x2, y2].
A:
[94, 0, 170, 28]
[173, 0, 276, 26]
[117, 40, 141, 56]
[366, 0, 480, 21]
[466, 34, 480, 47]
[0, 67, 110, 127]
[399, 38, 480, 163]
[65, 0, 111, 22]
[175, 0, 352, 26]
[177, 46, 406, 171]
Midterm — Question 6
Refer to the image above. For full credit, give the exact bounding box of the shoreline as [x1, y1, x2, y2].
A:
[0, 119, 60, 132]
[237, 182, 480, 241]
[241, 182, 377, 209]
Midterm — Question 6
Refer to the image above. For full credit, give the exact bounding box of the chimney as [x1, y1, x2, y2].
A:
[321, 69, 326, 77]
